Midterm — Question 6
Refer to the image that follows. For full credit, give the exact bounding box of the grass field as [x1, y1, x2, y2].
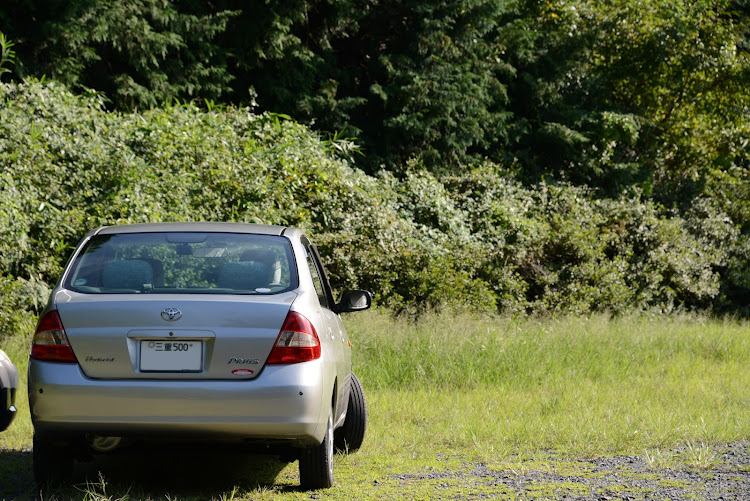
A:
[1, 310, 749, 499]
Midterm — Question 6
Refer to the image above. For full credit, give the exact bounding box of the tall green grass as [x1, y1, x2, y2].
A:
[347, 311, 750, 456]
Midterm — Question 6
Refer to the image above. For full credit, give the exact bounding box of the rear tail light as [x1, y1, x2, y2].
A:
[266, 311, 321, 364]
[31, 311, 78, 363]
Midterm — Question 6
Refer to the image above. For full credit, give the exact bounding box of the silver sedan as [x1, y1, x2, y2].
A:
[28, 223, 371, 489]
[0, 348, 18, 432]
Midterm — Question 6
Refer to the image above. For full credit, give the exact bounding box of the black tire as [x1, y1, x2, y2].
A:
[299, 405, 334, 490]
[334, 372, 367, 454]
[33, 434, 74, 487]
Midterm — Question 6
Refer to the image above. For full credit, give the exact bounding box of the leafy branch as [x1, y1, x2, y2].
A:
[0, 31, 15, 80]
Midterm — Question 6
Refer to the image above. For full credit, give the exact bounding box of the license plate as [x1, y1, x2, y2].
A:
[140, 340, 203, 372]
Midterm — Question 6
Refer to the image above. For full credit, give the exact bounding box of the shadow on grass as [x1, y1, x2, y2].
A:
[4, 444, 302, 500]
[0, 447, 36, 500]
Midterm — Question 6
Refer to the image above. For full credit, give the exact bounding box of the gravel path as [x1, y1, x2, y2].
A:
[393, 442, 750, 500]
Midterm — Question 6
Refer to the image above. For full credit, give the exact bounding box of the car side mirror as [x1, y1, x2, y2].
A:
[337, 290, 372, 313]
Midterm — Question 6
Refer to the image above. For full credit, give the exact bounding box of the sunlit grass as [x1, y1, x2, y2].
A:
[2, 310, 750, 499]
[349, 311, 750, 455]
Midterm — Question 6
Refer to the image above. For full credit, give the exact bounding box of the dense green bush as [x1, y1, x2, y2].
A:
[0, 80, 738, 322]
[442, 167, 732, 314]
[0, 276, 48, 339]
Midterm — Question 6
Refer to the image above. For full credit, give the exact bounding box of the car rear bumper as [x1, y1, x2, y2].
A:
[28, 360, 331, 447]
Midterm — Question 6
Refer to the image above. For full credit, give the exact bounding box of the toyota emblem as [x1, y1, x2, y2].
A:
[161, 307, 182, 321]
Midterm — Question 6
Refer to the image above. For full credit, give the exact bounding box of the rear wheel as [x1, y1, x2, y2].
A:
[33, 434, 74, 487]
[334, 372, 367, 453]
[299, 405, 334, 489]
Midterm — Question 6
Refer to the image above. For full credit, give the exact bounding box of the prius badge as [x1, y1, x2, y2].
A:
[161, 307, 182, 321]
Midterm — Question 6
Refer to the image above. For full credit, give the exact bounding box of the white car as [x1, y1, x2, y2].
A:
[28, 223, 371, 489]
[0, 348, 18, 432]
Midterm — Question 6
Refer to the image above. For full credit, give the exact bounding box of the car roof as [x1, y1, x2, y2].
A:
[93, 222, 291, 236]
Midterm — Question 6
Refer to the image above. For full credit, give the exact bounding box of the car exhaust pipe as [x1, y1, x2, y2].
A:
[88, 435, 122, 453]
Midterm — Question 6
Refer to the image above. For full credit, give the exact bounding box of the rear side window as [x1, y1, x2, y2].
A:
[306, 251, 329, 309]
[64, 232, 297, 294]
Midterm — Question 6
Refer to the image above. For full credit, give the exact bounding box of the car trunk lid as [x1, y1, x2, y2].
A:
[54, 291, 296, 380]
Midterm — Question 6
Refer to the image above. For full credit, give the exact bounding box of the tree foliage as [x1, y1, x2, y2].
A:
[0, 0, 236, 109]
[1, 0, 747, 188]
[207, 0, 515, 171]
[499, 0, 750, 198]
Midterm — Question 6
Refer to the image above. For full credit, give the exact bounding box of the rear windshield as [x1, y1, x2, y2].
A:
[64, 232, 297, 294]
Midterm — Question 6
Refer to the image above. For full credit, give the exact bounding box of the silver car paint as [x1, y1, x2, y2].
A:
[0, 348, 18, 431]
[28, 358, 329, 445]
[29, 223, 351, 447]
[0, 349, 17, 392]
[53, 292, 297, 380]
[286, 234, 353, 427]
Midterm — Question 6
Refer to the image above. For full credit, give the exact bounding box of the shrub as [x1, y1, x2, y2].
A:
[0, 80, 736, 323]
